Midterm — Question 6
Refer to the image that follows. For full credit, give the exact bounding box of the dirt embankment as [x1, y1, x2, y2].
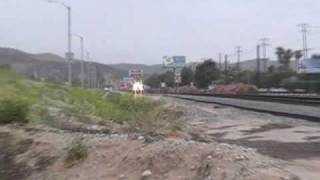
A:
[0, 95, 304, 180]
[0, 124, 297, 180]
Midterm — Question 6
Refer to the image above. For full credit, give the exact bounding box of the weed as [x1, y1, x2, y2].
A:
[64, 138, 88, 167]
[128, 106, 184, 135]
[0, 97, 29, 124]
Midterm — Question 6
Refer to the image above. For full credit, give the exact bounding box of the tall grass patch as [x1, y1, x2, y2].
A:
[64, 138, 88, 167]
[0, 97, 30, 124]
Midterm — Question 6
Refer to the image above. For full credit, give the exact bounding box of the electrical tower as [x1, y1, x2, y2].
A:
[259, 38, 270, 72]
[298, 23, 309, 59]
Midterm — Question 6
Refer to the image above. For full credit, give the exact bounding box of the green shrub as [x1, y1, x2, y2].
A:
[64, 138, 88, 167]
[0, 97, 29, 124]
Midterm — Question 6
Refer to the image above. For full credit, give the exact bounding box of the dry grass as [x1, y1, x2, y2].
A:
[64, 138, 88, 167]
[127, 105, 185, 135]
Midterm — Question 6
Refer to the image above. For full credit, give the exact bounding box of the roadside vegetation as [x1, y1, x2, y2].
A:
[145, 47, 320, 93]
[0, 69, 183, 134]
[0, 97, 29, 124]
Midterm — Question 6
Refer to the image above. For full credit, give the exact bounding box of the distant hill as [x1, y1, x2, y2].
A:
[110, 63, 165, 75]
[229, 59, 297, 72]
[33, 53, 65, 62]
[0, 47, 126, 87]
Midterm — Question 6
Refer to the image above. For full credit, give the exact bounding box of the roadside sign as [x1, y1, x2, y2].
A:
[163, 56, 186, 68]
[129, 69, 143, 78]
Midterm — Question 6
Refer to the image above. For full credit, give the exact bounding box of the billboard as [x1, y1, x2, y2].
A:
[299, 58, 320, 74]
[163, 56, 186, 68]
[129, 69, 143, 80]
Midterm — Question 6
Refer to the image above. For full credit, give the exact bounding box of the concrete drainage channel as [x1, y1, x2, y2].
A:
[167, 94, 320, 122]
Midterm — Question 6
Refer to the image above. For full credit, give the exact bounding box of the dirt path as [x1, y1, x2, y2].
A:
[161, 95, 320, 180]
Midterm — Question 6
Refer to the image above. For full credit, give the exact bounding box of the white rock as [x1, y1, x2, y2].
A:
[190, 165, 196, 170]
[119, 174, 125, 179]
[142, 170, 152, 177]
[91, 125, 100, 130]
[138, 136, 145, 141]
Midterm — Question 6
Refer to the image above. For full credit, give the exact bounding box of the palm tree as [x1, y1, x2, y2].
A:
[294, 50, 303, 71]
[275, 47, 293, 71]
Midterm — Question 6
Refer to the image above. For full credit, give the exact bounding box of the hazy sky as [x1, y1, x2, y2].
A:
[1, 0, 320, 64]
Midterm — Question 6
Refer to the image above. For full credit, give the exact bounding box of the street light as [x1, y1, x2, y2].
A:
[48, 0, 74, 85]
[74, 34, 85, 88]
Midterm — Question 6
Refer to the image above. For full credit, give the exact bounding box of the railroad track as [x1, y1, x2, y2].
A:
[168, 93, 320, 107]
[166, 93, 320, 121]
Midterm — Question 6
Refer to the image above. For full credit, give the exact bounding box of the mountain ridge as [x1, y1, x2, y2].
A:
[0, 47, 126, 87]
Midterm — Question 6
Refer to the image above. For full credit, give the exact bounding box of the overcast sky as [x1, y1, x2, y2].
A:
[1, 0, 320, 64]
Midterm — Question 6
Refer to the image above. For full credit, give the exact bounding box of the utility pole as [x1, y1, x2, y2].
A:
[67, 6, 72, 85]
[48, 1, 74, 85]
[219, 53, 222, 70]
[86, 52, 91, 88]
[298, 23, 309, 59]
[74, 35, 85, 88]
[93, 64, 97, 89]
[224, 55, 228, 82]
[235, 46, 242, 71]
[260, 38, 270, 72]
[80, 37, 84, 88]
[256, 45, 261, 88]
[224, 55, 228, 72]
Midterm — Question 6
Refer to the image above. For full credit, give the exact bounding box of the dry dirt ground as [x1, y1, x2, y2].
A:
[160, 95, 320, 180]
[1, 95, 315, 180]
